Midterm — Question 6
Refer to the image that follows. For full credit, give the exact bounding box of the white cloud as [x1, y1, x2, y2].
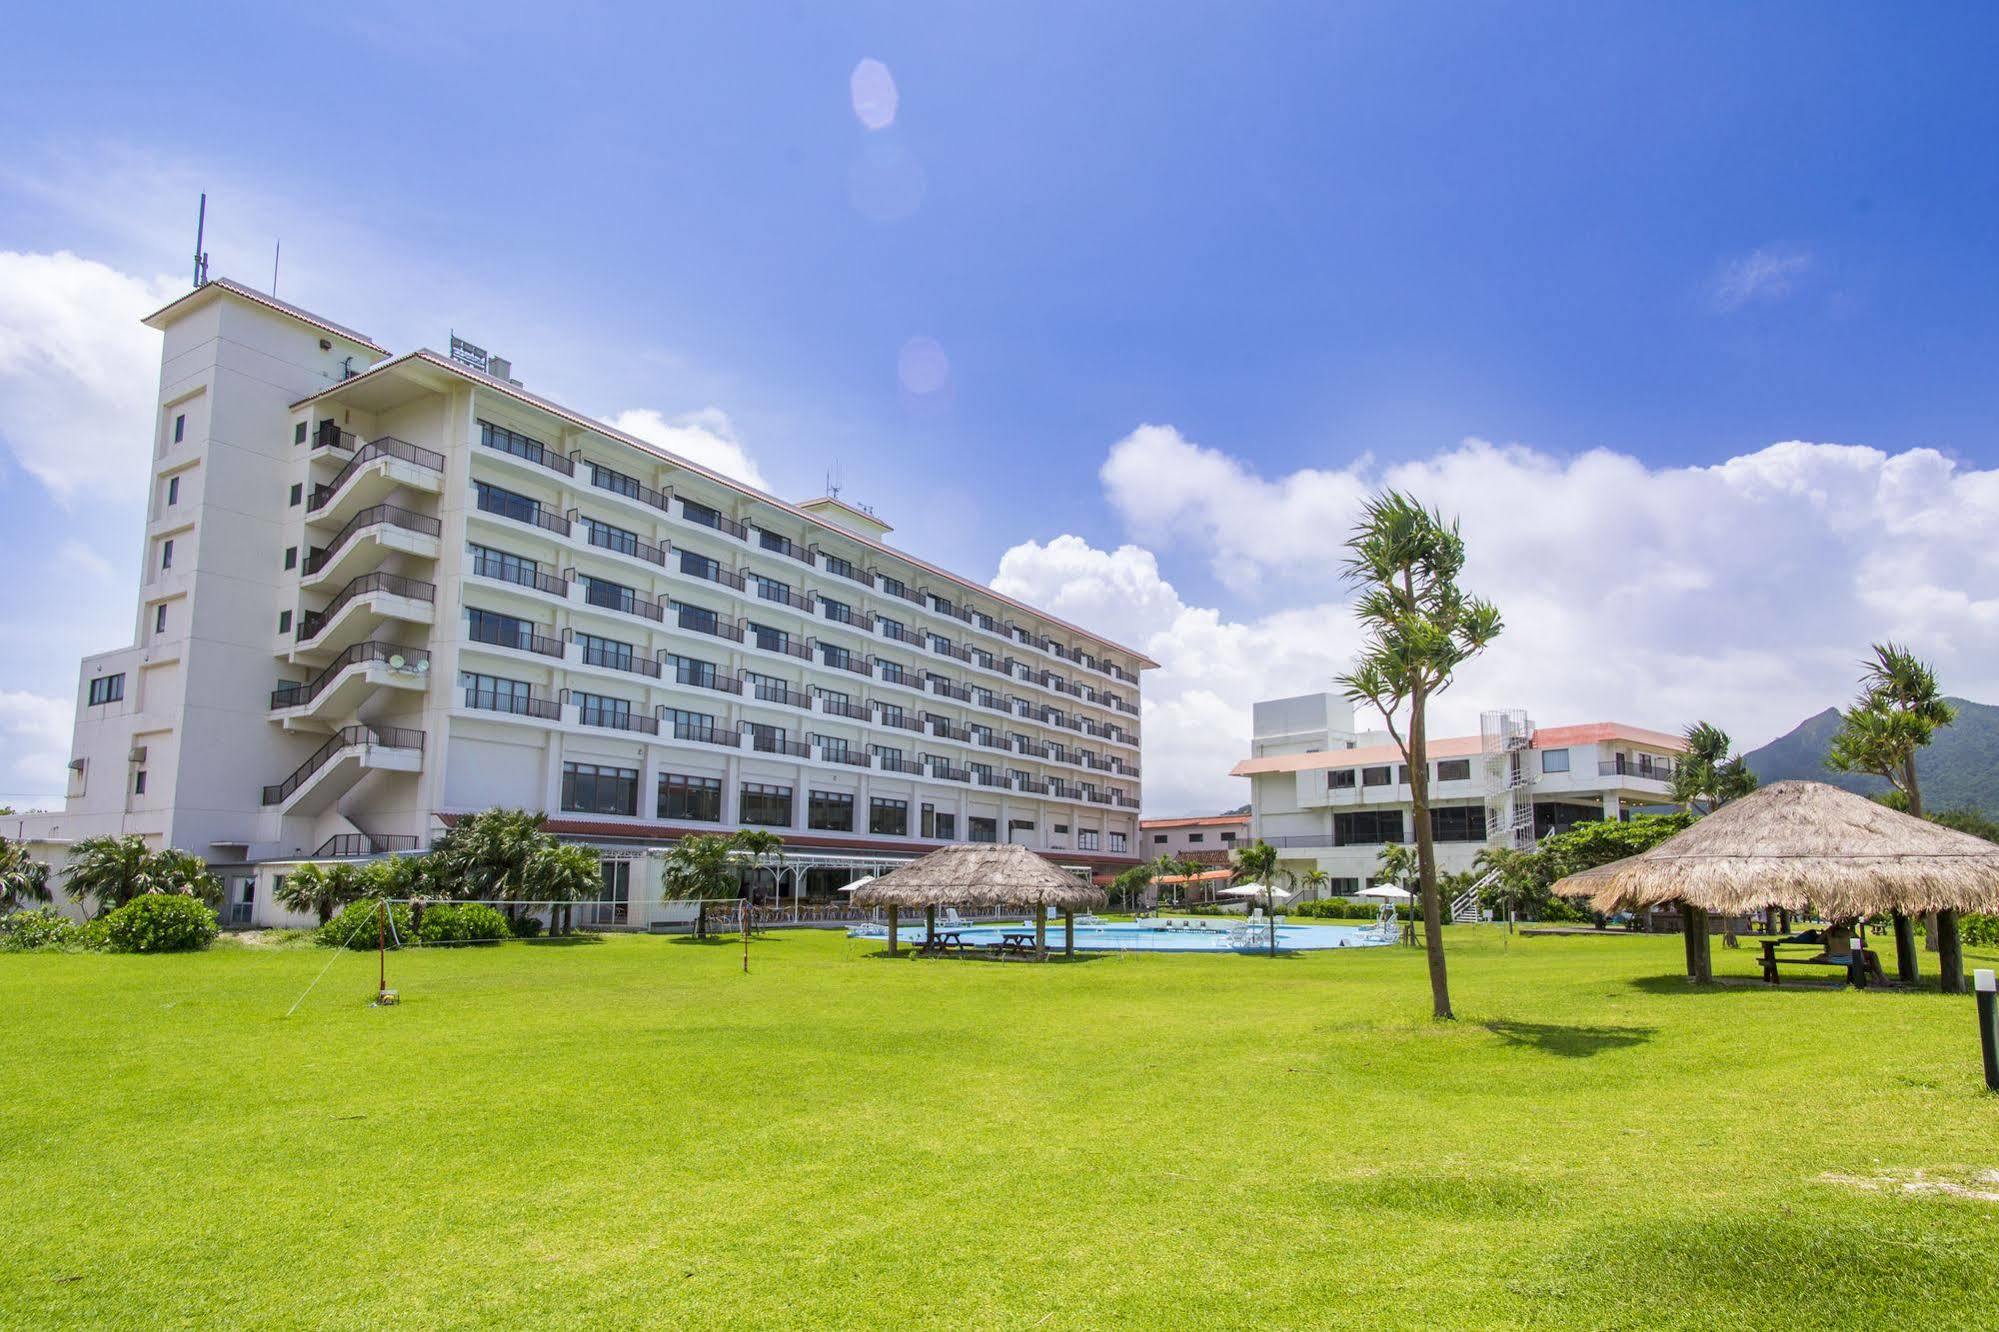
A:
[0, 251, 181, 499]
[607, 407, 770, 491]
[1004, 427, 1999, 816]
[1711, 247, 1811, 312]
[0, 690, 72, 809]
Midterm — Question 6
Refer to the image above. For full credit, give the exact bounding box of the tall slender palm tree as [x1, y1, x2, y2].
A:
[0, 837, 51, 912]
[1670, 721, 1758, 814]
[730, 829, 787, 909]
[1338, 493, 1502, 1019]
[1827, 642, 1961, 988]
[1230, 839, 1292, 955]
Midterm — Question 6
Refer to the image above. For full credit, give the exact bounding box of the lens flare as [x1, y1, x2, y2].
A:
[897, 337, 951, 397]
[850, 58, 898, 131]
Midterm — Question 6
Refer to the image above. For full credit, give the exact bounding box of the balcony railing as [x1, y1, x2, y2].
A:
[669, 720, 741, 748]
[931, 640, 973, 664]
[817, 651, 872, 678]
[928, 680, 972, 703]
[298, 571, 436, 641]
[584, 581, 665, 623]
[676, 553, 746, 591]
[754, 582, 815, 613]
[974, 772, 1009, 788]
[819, 748, 871, 768]
[586, 463, 672, 514]
[464, 687, 563, 720]
[313, 422, 357, 452]
[873, 577, 922, 605]
[745, 627, 811, 661]
[261, 725, 423, 805]
[312, 832, 421, 858]
[927, 720, 971, 742]
[468, 616, 564, 658]
[754, 529, 816, 566]
[476, 488, 571, 537]
[679, 501, 749, 540]
[817, 698, 870, 721]
[877, 622, 919, 645]
[482, 430, 574, 476]
[303, 504, 441, 575]
[470, 550, 569, 598]
[927, 763, 971, 782]
[582, 523, 668, 568]
[579, 641, 662, 678]
[308, 436, 446, 511]
[745, 681, 812, 709]
[874, 756, 924, 775]
[1600, 760, 1676, 782]
[747, 733, 811, 758]
[875, 712, 925, 733]
[577, 703, 659, 735]
[665, 664, 743, 695]
[1113, 795, 1142, 810]
[1013, 777, 1050, 795]
[673, 608, 742, 640]
[271, 641, 429, 710]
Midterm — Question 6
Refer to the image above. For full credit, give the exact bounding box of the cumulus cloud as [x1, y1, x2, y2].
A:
[0, 251, 181, 499]
[1005, 427, 1999, 816]
[608, 406, 770, 491]
[1711, 247, 1811, 312]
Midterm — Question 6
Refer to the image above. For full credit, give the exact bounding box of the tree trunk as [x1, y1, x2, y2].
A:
[1937, 908, 1966, 994]
[1687, 905, 1713, 983]
[1034, 912, 1047, 962]
[887, 905, 899, 955]
[1681, 904, 1700, 976]
[1409, 693, 1453, 1020]
[1903, 758, 1942, 954]
[1892, 910, 1919, 983]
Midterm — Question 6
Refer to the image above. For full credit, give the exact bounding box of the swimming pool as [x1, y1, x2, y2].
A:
[846, 918, 1394, 952]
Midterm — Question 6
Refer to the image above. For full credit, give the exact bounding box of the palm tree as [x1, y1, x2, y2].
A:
[275, 862, 365, 925]
[1827, 642, 1961, 987]
[0, 836, 51, 912]
[1670, 721, 1758, 814]
[1337, 492, 1502, 1020]
[429, 809, 550, 914]
[1296, 867, 1331, 903]
[525, 841, 602, 935]
[63, 835, 152, 917]
[660, 834, 739, 900]
[730, 829, 787, 914]
[1375, 841, 1420, 944]
[1108, 863, 1155, 913]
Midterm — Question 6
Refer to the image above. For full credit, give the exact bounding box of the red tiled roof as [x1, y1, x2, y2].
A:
[1139, 813, 1251, 830]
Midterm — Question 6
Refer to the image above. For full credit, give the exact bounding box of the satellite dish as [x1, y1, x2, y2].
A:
[388, 654, 407, 669]
[415, 659, 430, 673]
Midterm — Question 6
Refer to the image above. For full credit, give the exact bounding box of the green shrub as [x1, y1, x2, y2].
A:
[0, 908, 80, 951]
[1960, 913, 1999, 948]
[315, 900, 413, 950]
[1289, 898, 1407, 921]
[417, 902, 510, 944]
[102, 893, 219, 953]
[507, 911, 544, 939]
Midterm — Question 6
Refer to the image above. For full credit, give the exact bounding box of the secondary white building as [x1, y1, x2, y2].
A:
[19, 278, 1152, 924]
[1231, 692, 1687, 897]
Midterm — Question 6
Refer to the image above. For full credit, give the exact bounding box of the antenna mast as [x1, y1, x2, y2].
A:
[192, 193, 209, 288]
[271, 238, 280, 296]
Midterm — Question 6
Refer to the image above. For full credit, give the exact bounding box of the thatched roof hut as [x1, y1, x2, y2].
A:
[852, 844, 1104, 959]
[1559, 780, 1999, 919]
[853, 843, 1105, 912]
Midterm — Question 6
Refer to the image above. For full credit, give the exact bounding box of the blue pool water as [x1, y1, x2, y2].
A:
[847, 918, 1393, 953]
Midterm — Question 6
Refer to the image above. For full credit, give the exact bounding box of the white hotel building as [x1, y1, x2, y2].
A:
[1232, 693, 1687, 897]
[22, 279, 1152, 924]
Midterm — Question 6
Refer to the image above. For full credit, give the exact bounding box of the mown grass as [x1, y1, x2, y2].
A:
[1, 926, 1995, 1329]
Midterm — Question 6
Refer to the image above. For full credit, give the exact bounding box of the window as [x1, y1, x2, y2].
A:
[658, 773, 722, 822]
[665, 654, 720, 689]
[1187, 833, 1205, 844]
[167, 476, 179, 506]
[743, 720, 787, 751]
[879, 575, 909, 600]
[819, 596, 853, 624]
[1109, 831, 1127, 853]
[969, 817, 997, 843]
[284, 546, 297, 571]
[1398, 765, 1411, 783]
[1330, 769, 1357, 790]
[663, 706, 717, 740]
[594, 860, 631, 926]
[1008, 819, 1036, 838]
[740, 782, 793, 826]
[932, 809, 958, 839]
[809, 790, 855, 831]
[87, 674, 124, 706]
[584, 575, 640, 616]
[820, 643, 855, 671]
[811, 734, 849, 761]
[1542, 748, 1571, 774]
[869, 744, 904, 769]
[289, 482, 302, 506]
[747, 572, 790, 603]
[294, 422, 308, 445]
[278, 610, 292, 634]
[153, 605, 167, 634]
[573, 692, 632, 729]
[1078, 829, 1100, 851]
[1335, 810, 1405, 845]
[160, 539, 174, 571]
[581, 516, 641, 557]
[470, 544, 541, 587]
[1220, 831, 1237, 844]
[562, 762, 638, 816]
[747, 622, 790, 654]
[480, 419, 553, 465]
[475, 479, 543, 524]
[576, 632, 637, 673]
[823, 554, 857, 580]
[1152, 833, 1168, 845]
[675, 602, 720, 634]
[590, 461, 643, 499]
[1362, 765, 1391, 787]
[461, 671, 533, 713]
[133, 770, 147, 795]
[1430, 805, 1488, 842]
[867, 798, 908, 836]
[1438, 758, 1472, 782]
[467, 607, 536, 651]
[878, 661, 905, 685]
[172, 413, 185, 443]
[680, 498, 724, 529]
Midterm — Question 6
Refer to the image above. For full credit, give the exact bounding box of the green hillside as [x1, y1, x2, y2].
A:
[1745, 696, 1999, 818]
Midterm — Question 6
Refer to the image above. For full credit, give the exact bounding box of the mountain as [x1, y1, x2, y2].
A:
[1744, 697, 1999, 819]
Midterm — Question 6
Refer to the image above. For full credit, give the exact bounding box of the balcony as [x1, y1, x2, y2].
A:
[877, 621, 920, 646]
[875, 712, 925, 734]
[816, 650, 873, 679]
[584, 462, 673, 515]
[926, 762, 971, 783]
[927, 679, 972, 703]
[744, 680, 812, 710]
[312, 832, 420, 858]
[672, 607, 742, 640]
[973, 772, 1009, 788]
[1599, 759, 1677, 784]
[578, 640, 662, 679]
[261, 725, 423, 812]
[874, 756, 924, 775]
[576, 703, 659, 735]
[1013, 777, 1050, 795]
[816, 698, 871, 721]
[271, 641, 430, 718]
[873, 577, 923, 606]
[746, 733, 811, 758]
[467, 616, 565, 658]
[307, 436, 446, 525]
[475, 487, 571, 538]
[481, 429, 574, 476]
[817, 747, 871, 768]
[469, 550, 569, 599]
[580, 522, 668, 569]
[678, 500, 749, 541]
[583, 581, 666, 624]
[675, 551, 746, 592]
[752, 528, 816, 567]
[930, 640, 974, 664]
[464, 686, 563, 720]
[744, 626, 811, 662]
[302, 504, 441, 585]
[296, 571, 436, 657]
[752, 581, 816, 614]
[668, 719, 742, 748]
[664, 665, 743, 696]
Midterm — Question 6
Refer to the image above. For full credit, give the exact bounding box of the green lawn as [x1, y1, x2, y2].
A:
[3, 927, 1996, 1330]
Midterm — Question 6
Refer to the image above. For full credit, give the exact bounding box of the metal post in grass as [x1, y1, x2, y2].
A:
[1976, 969, 1997, 1092]
[376, 898, 388, 1004]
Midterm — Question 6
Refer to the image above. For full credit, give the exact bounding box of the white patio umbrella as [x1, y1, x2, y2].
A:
[1358, 883, 1412, 901]
[837, 875, 878, 893]
[1221, 882, 1291, 903]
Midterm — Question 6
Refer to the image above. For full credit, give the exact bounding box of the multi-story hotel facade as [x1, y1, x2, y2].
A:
[22, 279, 1152, 925]
[1232, 692, 1686, 898]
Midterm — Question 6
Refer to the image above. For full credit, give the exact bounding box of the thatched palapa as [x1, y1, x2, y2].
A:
[852, 843, 1105, 912]
[1559, 780, 1999, 919]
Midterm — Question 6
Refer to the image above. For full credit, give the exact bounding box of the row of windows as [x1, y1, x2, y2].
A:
[1328, 757, 1477, 790]
[1332, 806, 1488, 846]
[1151, 829, 1239, 845]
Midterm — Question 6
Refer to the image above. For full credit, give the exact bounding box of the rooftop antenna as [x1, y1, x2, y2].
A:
[826, 460, 842, 501]
[192, 193, 210, 288]
[271, 238, 280, 296]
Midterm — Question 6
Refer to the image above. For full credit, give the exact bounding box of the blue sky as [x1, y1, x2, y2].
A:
[7, 3, 1999, 813]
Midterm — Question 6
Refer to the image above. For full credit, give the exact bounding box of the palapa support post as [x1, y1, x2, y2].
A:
[925, 904, 937, 948]
[1034, 910, 1046, 962]
[1892, 910, 1919, 984]
[1680, 903, 1700, 979]
[1063, 908, 1074, 957]
[1938, 909, 1967, 994]
[887, 905, 900, 956]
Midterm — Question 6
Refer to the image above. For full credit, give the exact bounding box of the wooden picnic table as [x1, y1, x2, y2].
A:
[1755, 936, 1884, 987]
[912, 931, 970, 957]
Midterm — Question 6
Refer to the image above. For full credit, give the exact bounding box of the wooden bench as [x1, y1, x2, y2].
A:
[1757, 940, 1885, 987]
